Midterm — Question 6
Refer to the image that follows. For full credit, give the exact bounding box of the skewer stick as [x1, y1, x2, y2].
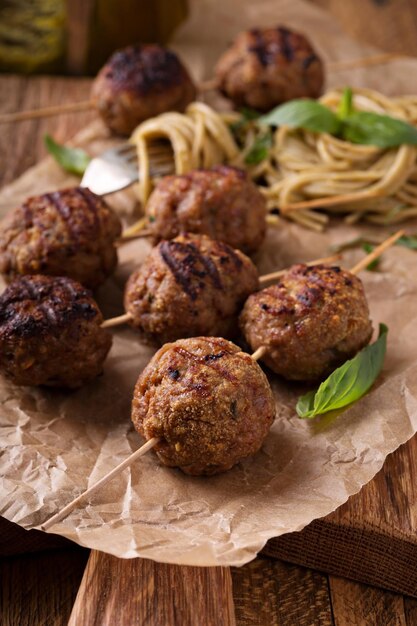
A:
[0, 51, 409, 126]
[328, 53, 405, 72]
[259, 253, 341, 286]
[40, 344, 265, 531]
[0, 75, 219, 125]
[350, 229, 404, 275]
[102, 234, 401, 330]
[116, 231, 153, 246]
[251, 346, 267, 361]
[100, 254, 344, 329]
[0, 100, 93, 124]
[40, 437, 160, 531]
[101, 312, 133, 328]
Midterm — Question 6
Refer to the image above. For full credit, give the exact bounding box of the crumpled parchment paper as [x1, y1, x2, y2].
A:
[1, 0, 417, 566]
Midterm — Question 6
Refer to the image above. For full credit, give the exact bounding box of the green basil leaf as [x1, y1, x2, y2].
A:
[397, 234, 417, 250]
[258, 99, 341, 135]
[44, 134, 91, 175]
[362, 242, 379, 270]
[338, 87, 354, 120]
[296, 323, 388, 418]
[342, 111, 417, 147]
[244, 130, 273, 164]
[240, 107, 260, 121]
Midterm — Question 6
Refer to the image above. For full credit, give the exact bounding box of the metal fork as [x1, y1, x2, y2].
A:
[81, 141, 174, 196]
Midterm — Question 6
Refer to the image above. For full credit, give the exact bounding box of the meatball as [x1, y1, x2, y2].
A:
[124, 233, 258, 344]
[239, 264, 373, 381]
[0, 187, 122, 289]
[0, 275, 112, 388]
[215, 26, 324, 112]
[91, 44, 197, 136]
[131, 336, 275, 475]
[145, 166, 267, 254]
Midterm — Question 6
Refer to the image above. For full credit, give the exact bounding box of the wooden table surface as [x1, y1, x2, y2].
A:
[1, 2, 417, 624]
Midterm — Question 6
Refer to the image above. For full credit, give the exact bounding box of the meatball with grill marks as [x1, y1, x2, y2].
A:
[240, 264, 373, 381]
[0, 275, 112, 388]
[145, 166, 267, 254]
[0, 187, 122, 289]
[132, 336, 276, 475]
[91, 44, 197, 136]
[124, 233, 258, 344]
[215, 26, 324, 112]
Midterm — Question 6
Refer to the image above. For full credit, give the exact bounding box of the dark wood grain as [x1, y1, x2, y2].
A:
[0, 75, 94, 188]
[232, 558, 333, 626]
[68, 551, 236, 626]
[0, 548, 89, 626]
[329, 577, 407, 626]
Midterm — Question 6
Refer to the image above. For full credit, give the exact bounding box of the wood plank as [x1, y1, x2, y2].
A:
[68, 550, 236, 626]
[231, 558, 333, 626]
[0, 548, 89, 626]
[0, 75, 94, 188]
[263, 442, 417, 597]
[329, 576, 407, 626]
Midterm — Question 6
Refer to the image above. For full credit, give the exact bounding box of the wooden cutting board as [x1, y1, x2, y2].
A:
[1, 36, 417, 625]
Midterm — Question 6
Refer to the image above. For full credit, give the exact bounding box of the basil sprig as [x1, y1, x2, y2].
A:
[259, 99, 341, 135]
[44, 134, 91, 176]
[245, 130, 273, 165]
[258, 89, 417, 148]
[296, 324, 388, 419]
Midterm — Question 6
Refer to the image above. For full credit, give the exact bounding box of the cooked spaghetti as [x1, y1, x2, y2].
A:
[129, 88, 417, 230]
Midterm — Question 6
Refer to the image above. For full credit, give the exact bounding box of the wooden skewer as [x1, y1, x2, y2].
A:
[116, 231, 153, 246]
[328, 53, 406, 72]
[102, 234, 401, 331]
[40, 436, 160, 531]
[101, 254, 343, 329]
[250, 346, 267, 361]
[258, 253, 341, 286]
[101, 312, 133, 328]
[0, 99, 93, 124]
[40, 232, 404, 531]
[40, 345, 265, 531]
[350, 229, 404, 275]
[0, 76, 220, 125]
[1, 52, 409, 126]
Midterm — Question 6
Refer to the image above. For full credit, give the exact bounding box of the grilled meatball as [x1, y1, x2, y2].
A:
[124, 233, 258, 344]
[215, 26, 324, 111]
[240, 264, 373, 381]
[132, 336, 275, 475]
[0, 275, 112, 388]
[91, 44, 197, 136]
[0, 187, 122, 289]
[145, 166, 267, 254]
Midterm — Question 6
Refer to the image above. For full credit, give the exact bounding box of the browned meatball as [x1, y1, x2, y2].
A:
[240, 264, 373, 381]
[132, 336, 275, 475]
[91, 44, 196, 136]
[0, 187, 122, 289]
[145, 166, 267, 254]
[124, 233, 258, 344]
[215, 26, 324, 112]
[0, 275, 112, 388]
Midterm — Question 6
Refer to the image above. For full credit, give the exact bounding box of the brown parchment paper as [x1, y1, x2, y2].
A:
[1, 0, 417, 566]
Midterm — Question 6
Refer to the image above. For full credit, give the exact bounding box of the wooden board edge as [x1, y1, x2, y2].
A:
[261, 519, 417, 598]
